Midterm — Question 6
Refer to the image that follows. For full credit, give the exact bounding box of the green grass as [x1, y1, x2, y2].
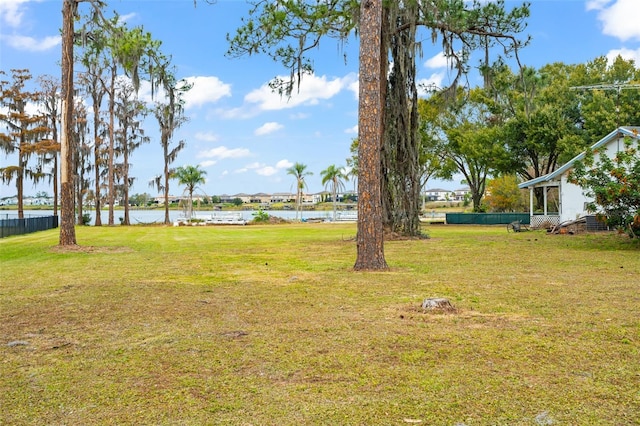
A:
[1, 224, 639, 425]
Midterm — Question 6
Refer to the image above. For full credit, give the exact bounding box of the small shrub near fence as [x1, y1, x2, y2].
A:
[0, 215, 59, 238]
[445, 213, 530, 225]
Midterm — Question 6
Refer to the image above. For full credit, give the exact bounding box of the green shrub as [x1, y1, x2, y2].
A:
[252, 209, 270, 222]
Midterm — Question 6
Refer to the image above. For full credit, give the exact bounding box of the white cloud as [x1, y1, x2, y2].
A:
[235, 159, 291, 177]
[25, 100, 41, 116]
[183, 76, 231, 109]
[589, 0, 640, 42]
[199, 160, 217, 168]
[245, 72, 358, 111]
[345, 125, 358, 134]
[215, 106, 253, 120]
[197, 146, 251, 160]
[1, 34, 60, 51]
[0, 1, 60, 52]
[586, 0, 612, 12]
[194, 131, 219, 142]
[256, 166, 278, 176]
[136, 80, 163, 105]
[606, 47, 640, 64]
[136, 76, 230, 109]
[255, 159, 292, 176]
[424, 52, 450, 69]
[118, 13, 137, 24]
[275, 159, 293, 169]
[254, 121, 283, 136]
[0, 0, 28, 28]
[289, 112, 309, 119]
[347, 79, 359, 99]
[417, 72, 446, 95]
[234, 162, 260, 174]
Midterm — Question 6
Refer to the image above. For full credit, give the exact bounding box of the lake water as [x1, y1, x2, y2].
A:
[1, 209, 348, 224]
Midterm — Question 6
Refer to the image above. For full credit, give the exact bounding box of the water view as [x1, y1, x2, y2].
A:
[1, 209, 347, 224]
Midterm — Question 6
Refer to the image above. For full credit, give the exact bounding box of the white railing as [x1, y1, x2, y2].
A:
[174, 213, 247, 226]
[530, 214, 560, 229]
[335, 211, 358, 221]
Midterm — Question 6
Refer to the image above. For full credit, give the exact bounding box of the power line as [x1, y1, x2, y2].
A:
[571, 83, 640, 127]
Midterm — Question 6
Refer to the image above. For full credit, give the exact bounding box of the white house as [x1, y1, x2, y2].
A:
[453, 187, 471, 201]
[519, 126, 640, 228]
[424, 188, 455, 202]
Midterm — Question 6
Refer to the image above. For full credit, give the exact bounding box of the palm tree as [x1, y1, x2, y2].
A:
[173, 165, 207, 220]
[286, 162, 312, 221]
[320, 164, 348, 221]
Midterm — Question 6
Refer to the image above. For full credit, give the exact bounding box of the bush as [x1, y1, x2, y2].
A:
[252, 209, 270, 223]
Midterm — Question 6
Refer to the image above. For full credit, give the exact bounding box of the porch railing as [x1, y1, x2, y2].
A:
[530, 214, 560, 229]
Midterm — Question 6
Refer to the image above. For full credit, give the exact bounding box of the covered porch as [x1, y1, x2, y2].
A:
[520, 179, 561, 229]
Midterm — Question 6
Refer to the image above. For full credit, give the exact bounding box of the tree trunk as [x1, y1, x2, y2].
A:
[17, 148, 24, 219]
[332, 187, 337, 221]
[59, 0, 77, 246]
[93, 105, 102, 226]
[123, 143, 130, 225]
[108, 67, 116, 225]
[354, 0, 388, 271]
[76, 180, 84, 225]
[163, 140, 170, 225]
[381, 3, 421, 237]
[53, 141, 59, 217]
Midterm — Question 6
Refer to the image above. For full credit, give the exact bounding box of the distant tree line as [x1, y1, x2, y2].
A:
[1, 3, 190, 230]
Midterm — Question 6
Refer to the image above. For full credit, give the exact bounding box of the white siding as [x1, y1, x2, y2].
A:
[560, 174, 592, 222]
[559, 135, 636, 221]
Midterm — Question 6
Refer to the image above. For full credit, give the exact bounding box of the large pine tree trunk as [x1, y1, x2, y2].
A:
[59, 0, 77, 246]
[354, 0, 388, 271]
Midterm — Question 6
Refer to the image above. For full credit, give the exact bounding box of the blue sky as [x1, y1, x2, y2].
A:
[1, 0, 640, 198]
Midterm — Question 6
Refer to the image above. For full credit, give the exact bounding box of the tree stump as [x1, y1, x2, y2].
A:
[421, 298, 455, 312]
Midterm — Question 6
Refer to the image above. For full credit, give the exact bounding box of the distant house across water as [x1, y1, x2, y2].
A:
[423, 187, 470, 202]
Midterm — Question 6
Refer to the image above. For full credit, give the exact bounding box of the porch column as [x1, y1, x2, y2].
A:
[543, 186, 548, 216]
[529, 187, 534, 217]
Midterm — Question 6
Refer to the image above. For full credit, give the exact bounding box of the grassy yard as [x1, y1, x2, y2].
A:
[1, 223, 638, 425]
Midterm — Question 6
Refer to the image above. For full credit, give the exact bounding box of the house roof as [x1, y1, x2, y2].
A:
[518, 126, 640, 189]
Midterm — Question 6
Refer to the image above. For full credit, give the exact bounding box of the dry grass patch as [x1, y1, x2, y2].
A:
[1, 224, 639, 425]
